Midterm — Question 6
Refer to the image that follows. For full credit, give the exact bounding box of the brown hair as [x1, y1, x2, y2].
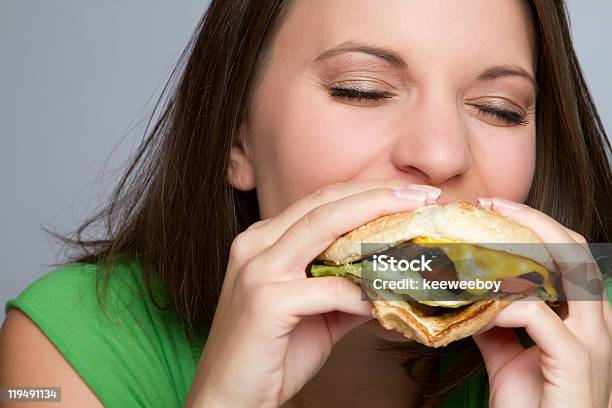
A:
[47, 0, 611, 406]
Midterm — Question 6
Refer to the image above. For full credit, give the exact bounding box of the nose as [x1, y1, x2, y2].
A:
[390, 91, 471, 185]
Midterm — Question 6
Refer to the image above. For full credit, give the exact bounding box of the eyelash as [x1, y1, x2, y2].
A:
[475, 105, 528, 126]
[328, 86, 529, 126]
[329, 86, 393, 101]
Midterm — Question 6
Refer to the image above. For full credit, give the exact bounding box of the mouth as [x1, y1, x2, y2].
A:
[435, 195, 451, 204]
[435, 196, 477, 206]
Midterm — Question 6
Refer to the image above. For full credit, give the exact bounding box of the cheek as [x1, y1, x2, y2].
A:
[473, 128, 536, 201]
[249, 82, 395, 217]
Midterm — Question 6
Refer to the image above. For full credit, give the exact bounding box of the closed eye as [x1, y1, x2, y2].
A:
[329, 86, 393, 102]
[329, 86, 530, 127]
[474, 105, 529, 126]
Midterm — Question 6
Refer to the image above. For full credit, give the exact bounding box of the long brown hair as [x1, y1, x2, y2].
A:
[46, 0, 612, 406]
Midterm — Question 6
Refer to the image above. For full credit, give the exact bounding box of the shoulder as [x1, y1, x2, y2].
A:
[2, 259, 206, 408]
[4, 261, 151, 348]
[0, 308, 105, 407]
[5, 260, 143, 315]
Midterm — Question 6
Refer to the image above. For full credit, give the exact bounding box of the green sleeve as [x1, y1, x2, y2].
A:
[5, 261, 207, 408]
[438, 356, 489, 408]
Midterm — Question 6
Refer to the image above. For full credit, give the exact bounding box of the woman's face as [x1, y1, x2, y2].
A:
[232, 0, 538, 219]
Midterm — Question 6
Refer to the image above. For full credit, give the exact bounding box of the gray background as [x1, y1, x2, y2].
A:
[1, 1, 611, 322]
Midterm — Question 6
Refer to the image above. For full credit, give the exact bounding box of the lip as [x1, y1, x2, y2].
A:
[436, 197, 451, 205]
[436, 197, 480, 206]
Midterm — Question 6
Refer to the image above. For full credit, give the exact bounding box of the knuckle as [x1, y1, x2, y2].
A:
[369, 187, 396, 201]
[327, 277, 352, 297]
[525, 299, 544, 315]
[229, 230, 268, 266]
[311, 183, 345, 201]
[229, 232, 250, 261]
[523, 300, 552, 324]
[245, 219, 267, 232]
[304, 204, 333, 227]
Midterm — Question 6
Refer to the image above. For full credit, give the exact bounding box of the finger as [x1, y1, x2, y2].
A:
[263, 187, 429, 274]
[227, 184, 436, 289]
[563, 227, 587, 244]
[476, 197, 493, 210]
[480, 196, 597, 299]
[560, 227, 605, 303]
[230, 180, 438, 269]
[250, 179, 440, 245]
[490, 299, 586, 365]
[270, 277, 373, 319]
[488, 197, 604, 321]
[323, 311, 374, 345]
[473, 326, 524, 379]
[495, 300, 595, 405]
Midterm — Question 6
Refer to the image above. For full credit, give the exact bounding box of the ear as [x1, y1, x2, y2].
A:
[227, 124, 256, 191]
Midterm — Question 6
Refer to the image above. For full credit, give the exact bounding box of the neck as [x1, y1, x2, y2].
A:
[285, 324, 434, 408]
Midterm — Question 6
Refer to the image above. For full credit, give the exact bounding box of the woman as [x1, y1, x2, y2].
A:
[1, 0, 610, 407]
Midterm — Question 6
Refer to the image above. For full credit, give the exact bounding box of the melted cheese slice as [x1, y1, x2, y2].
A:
[410, 237, 557, 299]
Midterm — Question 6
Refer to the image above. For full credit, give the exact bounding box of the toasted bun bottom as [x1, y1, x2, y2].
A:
[363, 285, 517, 347]
[372, 300, 512, 348]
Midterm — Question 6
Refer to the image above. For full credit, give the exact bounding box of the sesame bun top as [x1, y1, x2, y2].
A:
[316, 202, 555, 271]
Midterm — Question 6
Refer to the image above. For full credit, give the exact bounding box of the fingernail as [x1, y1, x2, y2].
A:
[405, 184, 441, 200]
[393, 188, 428, 201]
[477, 197, 493, 209]
[492, 197, 525, 212]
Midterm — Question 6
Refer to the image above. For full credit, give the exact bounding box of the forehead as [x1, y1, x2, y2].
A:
[271, 0, 536, 76]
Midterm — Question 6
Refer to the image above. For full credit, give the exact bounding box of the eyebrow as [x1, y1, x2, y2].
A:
[315, 41, 537, 94]
[477, 65, 538, 95]
[314, 40, 408, 69]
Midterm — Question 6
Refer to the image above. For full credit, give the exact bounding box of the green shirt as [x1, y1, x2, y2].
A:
[5, 261, 206, 407]
[5, 261, 611, 407]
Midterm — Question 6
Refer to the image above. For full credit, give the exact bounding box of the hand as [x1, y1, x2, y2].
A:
[185, 179, 441, 408]
[473, 197, 612, 408]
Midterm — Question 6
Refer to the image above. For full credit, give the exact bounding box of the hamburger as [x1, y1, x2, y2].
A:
[309, 202, 560, 348]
